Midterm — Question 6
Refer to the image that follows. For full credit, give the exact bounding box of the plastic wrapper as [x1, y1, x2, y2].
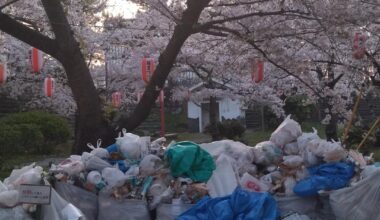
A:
[275, 195, 317, 216]
[156, 203, 193, 220]
[55, 182, 98, 220]
[87, 139, 109, 159]
[284, 142, 299, 155]
[148, 186, 173, 210]
[252, 141, 282, 166]
[101, 167, 127, 189]
[206, 155, 238, 198]
[270, 115, 302, 147]
[283, 155, 303, 168]
[97, 195, 151, 220]
[330, 169, 380, 220]
[0, 190, 19, 208]
[51, 159, 84, 176]
[125, 165, 140, 177]
[116, 129, 142, 159]
[0, 206, 33, 220]
[81, 152, 112, 171]
[139, 154, 163, 177]
[240, 172, 270, 192]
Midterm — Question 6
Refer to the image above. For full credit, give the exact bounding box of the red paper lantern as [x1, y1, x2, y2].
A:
[0, 63, 7, 84]
[141, 58, 155, 83]
[252, 57, 264, 83]
[31, 48, 44, 73]
[112, 92, 122, 108]
[44, 75, 54, 97]
[352, 32, 366, 59]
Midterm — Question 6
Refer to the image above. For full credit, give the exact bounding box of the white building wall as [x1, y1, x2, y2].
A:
[187, 101, 202, 132]
[219, 98, 242, 120]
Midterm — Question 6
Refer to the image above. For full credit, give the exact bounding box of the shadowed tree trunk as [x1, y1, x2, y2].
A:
[209, 95, 220, 141]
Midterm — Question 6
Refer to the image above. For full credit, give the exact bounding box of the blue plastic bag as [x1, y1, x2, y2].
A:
[177, 187, 279, 220]
[294, 162, 354, 197]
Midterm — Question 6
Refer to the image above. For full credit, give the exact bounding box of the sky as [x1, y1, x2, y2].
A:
[105, 0, 140, 18]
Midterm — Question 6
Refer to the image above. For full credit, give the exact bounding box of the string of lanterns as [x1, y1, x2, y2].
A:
[353, 32, 366, 59]
[252, 57, 264, 83]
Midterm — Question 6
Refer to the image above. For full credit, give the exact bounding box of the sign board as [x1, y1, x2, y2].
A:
[19, 184, 51, 204]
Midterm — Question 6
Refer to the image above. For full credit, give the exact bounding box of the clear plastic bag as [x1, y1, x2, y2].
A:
[97, 195, 151, 220]
[275, 195, 317, 216]
[81, 152, 112, 172]
[4, 163, 42, 188]
[55, 182, 98, 220]
[282, 155, 303, 168]
[284, 142, 299, 155]
[87, 139, 109, 159]
[116, 129, 142, 160]
[270, 115, 302, 147]
[284, 177, 297, 196]
[156, 203, 193, 220]
[0, 206, 33, 220]
[101, 167, 127, 189]
[330, 169, 380, 220]
[139, 155, 163, 177]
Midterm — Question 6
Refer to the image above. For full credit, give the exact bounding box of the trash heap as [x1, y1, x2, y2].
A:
[2, 116, 380, 220]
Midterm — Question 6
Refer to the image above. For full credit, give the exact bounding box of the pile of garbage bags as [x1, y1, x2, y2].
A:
[2, 116, 380, 220]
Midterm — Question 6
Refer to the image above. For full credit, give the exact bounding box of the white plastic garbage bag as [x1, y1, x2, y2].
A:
[101, 167, 127, 189]
[240, 172, 270, 192]
[330, 169, 380, 220]
[87, 139, 109, 159]
[307, 140, 346, 163]
[125, 165, 140, 177]
[156, 203, 193, 220]
[297, 128, 319, 152]
[200, 140, 255, 175]
[116, 129, 142, 159]
[139, 154, 163, 177]
[0, 190, 19, 208]
[206, 155, 238, 198]
[252, 141, 282, 166]
[284, 177, 297, 196]
[270, 115, 302, 147]
[282, 155, 303, 168]
[4, 163, 42, 188]
[284, 142, 299, 155]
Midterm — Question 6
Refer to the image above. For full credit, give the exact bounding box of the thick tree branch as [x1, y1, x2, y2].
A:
[0, 0, 20, 10]
[118, 0, 212, 131]
[0, 12, 58, 57]
[207, 0, 269, 7]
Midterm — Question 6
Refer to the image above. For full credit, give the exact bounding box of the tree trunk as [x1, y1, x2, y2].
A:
[325, 112, 338, 141]
[209, 96, 220, 141]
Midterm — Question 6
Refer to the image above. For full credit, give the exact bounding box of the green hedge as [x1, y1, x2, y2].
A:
[0, 111, 71, 154]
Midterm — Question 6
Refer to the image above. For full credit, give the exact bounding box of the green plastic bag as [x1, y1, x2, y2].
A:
[165, 141, 216, 182]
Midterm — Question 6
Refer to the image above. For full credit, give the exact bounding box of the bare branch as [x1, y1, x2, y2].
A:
[207, 0, 269, 7]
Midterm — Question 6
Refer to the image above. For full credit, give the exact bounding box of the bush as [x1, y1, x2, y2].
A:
[217, 119, 246, 140]
[0, 111, 71, 154]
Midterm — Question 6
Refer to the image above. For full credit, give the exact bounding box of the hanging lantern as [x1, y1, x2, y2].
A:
[141, 58, 155, 83]
[352, 32, 366, 59]
[44, 75, 55, 97]
[252, 57, 264, 83]
[0, 63, 7, 84]
[112, 92, 122, 108]
[31, 48, 44, 73]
